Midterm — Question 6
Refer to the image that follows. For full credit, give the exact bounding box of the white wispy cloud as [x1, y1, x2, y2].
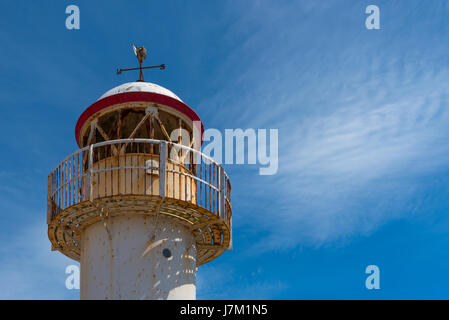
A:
[198, 1, 449, 250]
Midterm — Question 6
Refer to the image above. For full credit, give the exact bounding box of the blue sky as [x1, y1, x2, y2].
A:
[1, 0, 449, 299]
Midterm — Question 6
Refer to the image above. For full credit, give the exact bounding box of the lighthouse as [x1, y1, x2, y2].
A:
[46, 47, 232, 299]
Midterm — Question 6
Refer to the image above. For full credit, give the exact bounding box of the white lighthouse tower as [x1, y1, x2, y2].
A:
[46, 48, 232, 299]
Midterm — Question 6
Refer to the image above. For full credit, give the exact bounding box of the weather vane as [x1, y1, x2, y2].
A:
[116, 44, 166, 81]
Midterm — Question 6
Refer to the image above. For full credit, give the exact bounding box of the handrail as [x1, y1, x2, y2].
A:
[47, 139, 231, 229]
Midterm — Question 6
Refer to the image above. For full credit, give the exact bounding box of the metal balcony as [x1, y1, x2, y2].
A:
[47, 139, 232, 265]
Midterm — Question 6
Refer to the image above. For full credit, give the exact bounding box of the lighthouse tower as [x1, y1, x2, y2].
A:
[46, 50, 232, 299]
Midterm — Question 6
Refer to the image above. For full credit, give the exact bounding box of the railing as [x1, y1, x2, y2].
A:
[47, 139, 231, 230]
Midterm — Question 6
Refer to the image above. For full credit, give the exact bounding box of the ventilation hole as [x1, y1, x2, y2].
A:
[162, 248, 172, 258]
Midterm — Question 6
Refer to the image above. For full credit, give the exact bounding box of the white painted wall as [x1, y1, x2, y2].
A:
[80, 214, 196, 300]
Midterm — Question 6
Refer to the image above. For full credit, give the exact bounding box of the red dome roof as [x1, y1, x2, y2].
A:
[75, 82, 204, 147]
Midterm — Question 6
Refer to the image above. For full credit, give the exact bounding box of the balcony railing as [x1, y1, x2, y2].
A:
[47, 139, 231, 233]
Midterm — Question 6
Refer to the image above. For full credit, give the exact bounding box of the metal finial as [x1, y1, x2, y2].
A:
[116, 44, 165, 81]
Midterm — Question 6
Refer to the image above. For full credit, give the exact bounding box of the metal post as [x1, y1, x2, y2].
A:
[218, 166, 225, 219]
[88, 144, 94, 202]
[159, 141, 167, 197]
[228, 216, 233, 250]
[47, 174, 52, 224]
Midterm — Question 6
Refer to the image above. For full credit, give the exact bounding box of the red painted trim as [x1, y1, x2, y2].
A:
[75, 92, 204, 147]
